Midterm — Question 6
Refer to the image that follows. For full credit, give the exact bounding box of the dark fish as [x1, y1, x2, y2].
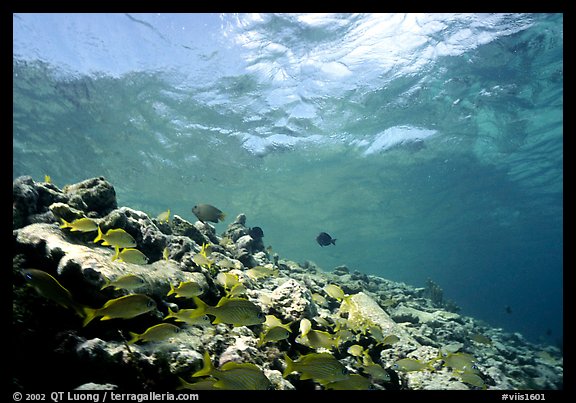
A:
[505, 306, 512, 314]
[316, 232, 336, 247]
[192, 204, 226, 223]
[249, 226, 264, 239]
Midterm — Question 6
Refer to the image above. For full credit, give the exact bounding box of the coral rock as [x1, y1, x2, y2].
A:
[270, 279, 317, 321]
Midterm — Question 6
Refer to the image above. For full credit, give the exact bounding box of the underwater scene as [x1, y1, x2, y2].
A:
[12, 13, 563, 390]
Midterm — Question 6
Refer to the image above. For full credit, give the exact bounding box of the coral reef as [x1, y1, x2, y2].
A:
[12, 176, 563, 391]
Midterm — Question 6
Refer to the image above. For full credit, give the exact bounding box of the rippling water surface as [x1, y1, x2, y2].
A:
[13, 13, 563, 344]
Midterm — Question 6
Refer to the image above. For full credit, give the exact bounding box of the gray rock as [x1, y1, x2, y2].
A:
[165, 235, 195, 262]
[13, 176, 40, 229]
[339, 292, 419, 350]
[63, 176, 117, 216]
[15, 223, 210, 305]
[236, 235, 254, 251]
[270, 279, 317, 321]
[171, 215, 209, 245]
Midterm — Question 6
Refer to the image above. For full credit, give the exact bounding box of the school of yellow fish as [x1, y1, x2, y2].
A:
[22, 204, 493, 390]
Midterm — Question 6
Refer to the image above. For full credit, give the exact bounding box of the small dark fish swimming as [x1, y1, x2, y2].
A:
[316, 232, 336, 247]
[248, 226, 264, 240]
[192, 204, 225, 223]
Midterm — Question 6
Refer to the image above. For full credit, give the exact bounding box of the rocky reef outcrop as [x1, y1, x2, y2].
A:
[12, 176, 563, 391]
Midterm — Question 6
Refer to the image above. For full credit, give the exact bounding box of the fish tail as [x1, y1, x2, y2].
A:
[218, 213, 226, 222]
[127, 332, 140, 345]
[282, 354, 295, 378]
[192, 350, 214, 378]
[59, 218, 71, 229]
[167, 284, 176, 296]
[71, 302, 88, 319]
[100, 276, 111, 290]
[191, 296, 208, 316]
[82, 307, 98, 327]
[426, 360, 437, 372]
[94, 226, 103, 243]
[257, 334, 265, 347]
[165, 307, 181, 322]
[331, 238, 337, 245]
[176, 377, 192, 390]
[111, 246, 120, 262]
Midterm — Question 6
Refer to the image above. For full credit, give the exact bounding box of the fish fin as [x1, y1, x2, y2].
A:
[127, 332, 140, 345]
[93, 226, 103, 243]
[192, 351, 214, 378]
[82, 307, 98, 327]
[282, 354, 295, 378]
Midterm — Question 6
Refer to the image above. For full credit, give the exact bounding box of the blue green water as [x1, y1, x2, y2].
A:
[13, 13, 563, 345]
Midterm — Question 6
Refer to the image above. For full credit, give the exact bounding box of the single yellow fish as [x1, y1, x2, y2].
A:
[393, 358, 433, 372]
[299, 318, 312, 337]
[347, 344, 365, 358]
[296, 328, 339, 350]
[164, 307, 212, 326]
[258, 326, 291, 347]
[460, 371, 487, 389]
[163, 247, 170, 261]
[226, 283, 247, 298]
[441, 352, 476, 372]
[128, 323, 180, 344]
[245, 265, 278, 280]
[283, 353, 349, 385]
[258, 315, 292, 346]
[192, 253, 214, 269]
[192, 296, 265, 327]
[192, 351, 271, 390]
[216, 272, 240, 290]
[324, 284, 346, 300]
[470, 333, 492, 345]
[157, 209, 171, 223]
[44, 175, 52, 183]
[177, 377, 220, 390]
[324, 374, 372, 390]
[60, 217, 98, 233]
[94, 227, 136, 249]
[22, 269, 85, 317]
[380, 334, 400, 346]
[112, 247, 149, 265]
[167, 281, 204, 299]
[361, 353, 391, 382]
[100, 274, 145, 291]
[83, 294, 156, 327]
[311, 293, 328, 306]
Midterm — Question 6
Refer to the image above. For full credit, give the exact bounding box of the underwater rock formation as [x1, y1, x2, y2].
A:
[12, 176, 563, 391]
